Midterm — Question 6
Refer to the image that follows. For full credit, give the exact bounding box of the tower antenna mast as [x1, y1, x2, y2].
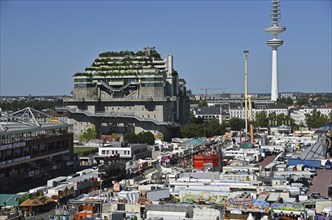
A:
[265, 0, 286, 101]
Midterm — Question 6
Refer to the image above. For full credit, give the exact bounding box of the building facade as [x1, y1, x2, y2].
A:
[290, 104, 332, 126]
[0, 107, 75, 193]
[65, 48, 190, 141]
[193, 106, 223, 124]
[98, 142, 151, 160]
[228, 102, 289, 121]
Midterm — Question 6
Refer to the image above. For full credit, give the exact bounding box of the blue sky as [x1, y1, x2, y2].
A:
[0, 0, 331, 96]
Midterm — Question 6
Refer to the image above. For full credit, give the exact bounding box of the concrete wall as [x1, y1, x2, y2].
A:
[140, 86, 165, 98]
[73, 88, 97, 99]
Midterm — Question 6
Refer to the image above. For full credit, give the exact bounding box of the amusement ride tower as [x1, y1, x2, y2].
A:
[265, 0, 286, 101]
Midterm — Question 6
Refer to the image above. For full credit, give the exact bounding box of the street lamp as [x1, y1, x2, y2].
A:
[243, 50, 249, 139]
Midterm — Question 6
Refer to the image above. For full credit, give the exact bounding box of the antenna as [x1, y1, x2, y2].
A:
[265, 0, 286, 101]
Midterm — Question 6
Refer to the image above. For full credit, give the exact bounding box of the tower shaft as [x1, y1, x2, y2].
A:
[271, 48, 279, 101]
[265, 0, 286, 102]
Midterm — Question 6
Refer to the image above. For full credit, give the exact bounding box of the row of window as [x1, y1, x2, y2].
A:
[141, 115, 157, 119]
[101, 150, 130, 155]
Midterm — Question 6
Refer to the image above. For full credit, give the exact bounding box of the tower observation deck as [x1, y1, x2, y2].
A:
[265, 0, 286, 102]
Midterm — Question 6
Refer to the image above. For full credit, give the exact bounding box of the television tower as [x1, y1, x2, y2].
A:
[265, 0, 286, 101]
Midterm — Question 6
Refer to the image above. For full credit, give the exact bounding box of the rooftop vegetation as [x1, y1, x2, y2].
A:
[99, 48, 162, 60]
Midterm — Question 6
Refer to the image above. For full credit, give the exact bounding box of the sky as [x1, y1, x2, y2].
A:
[0, 0, 331, 96]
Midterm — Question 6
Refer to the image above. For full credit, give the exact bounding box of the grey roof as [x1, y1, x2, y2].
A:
[299, 136, 326, 160]
[266, 103, 288, 109]
[180, 171, 220, 180]
[67, 170, 98, 184]
[195, 107, 221, 115]
[0, 107, 71, 135]
[229, 102, 243, 109]
[302, 104, 327, 109]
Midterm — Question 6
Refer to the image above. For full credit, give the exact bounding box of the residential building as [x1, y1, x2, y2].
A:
[193, 106, 223, 124]
[290, 104, 332, 126]
[228, 102, 289, 121]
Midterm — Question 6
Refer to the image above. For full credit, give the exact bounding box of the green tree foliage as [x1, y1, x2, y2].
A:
[17, 194, 33, 205]
[254, 111, 269, 127]
[74, 147, 98, 157]
[206, 118, 222, 137]
[2, 99, 64, 112]
[255, 111, 296, 128]
[180, 118, 228, 138]
[79, 128, 96, 142]
[305, 109, 330, 129]
[124, 131, 155, 145]
[137, 131, 155, 145]
[197, 100, 208, 107]
[277, 97, 293, 105]
[124, 133, 138, 143]
[180, 123, 203, 138]
[296, 97, 309, 106]
[228, 118, 245, 131]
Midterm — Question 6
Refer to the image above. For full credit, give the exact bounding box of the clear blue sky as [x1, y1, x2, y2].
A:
[1, 0, 331, 96]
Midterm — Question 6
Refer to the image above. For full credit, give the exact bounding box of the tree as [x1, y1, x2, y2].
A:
[79, 128, 96, 142]
[125, 131, 155, 145]
[254, 111, 269, 127]
[228, 118, 245, 131]
[277, 97, 293, 105]
[139, 131, 155, 145]
[305, 109, 329, 129]
[124, 133, 138, 143]
[197, 100, 208, 107]
[180, 123, 202, 138]
[268, 112, 277, 126]
[206, 118, 222, 137]
[276, 113, 287, 126]
[296, 97, 309, 106]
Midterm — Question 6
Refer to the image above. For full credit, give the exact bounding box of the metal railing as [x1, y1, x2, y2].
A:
[65, 107, 180, 126]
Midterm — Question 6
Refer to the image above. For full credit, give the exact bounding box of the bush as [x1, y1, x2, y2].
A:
[74, 147, 98, 157]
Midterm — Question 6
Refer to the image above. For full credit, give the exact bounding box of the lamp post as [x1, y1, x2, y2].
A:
[243, 50, 249, 140]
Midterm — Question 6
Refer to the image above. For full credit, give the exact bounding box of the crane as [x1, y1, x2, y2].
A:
[200, 88, 227, 99]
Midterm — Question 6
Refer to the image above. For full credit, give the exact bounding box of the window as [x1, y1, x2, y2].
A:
[102, 150, 106, 154]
